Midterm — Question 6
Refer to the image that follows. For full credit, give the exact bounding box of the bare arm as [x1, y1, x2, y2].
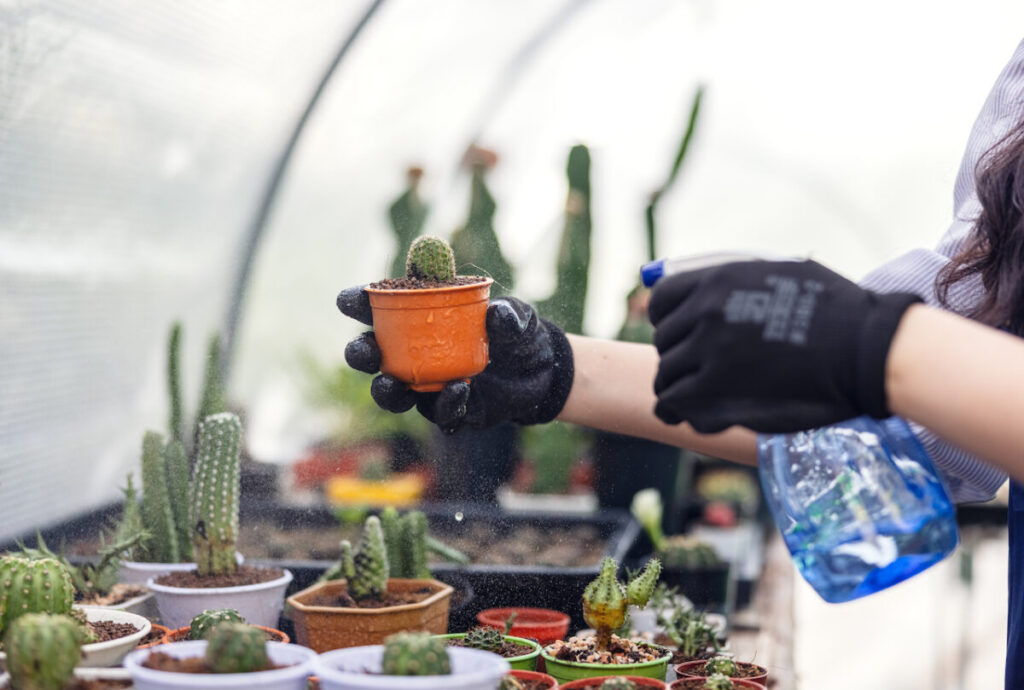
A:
[557, 334, 757, 465]
[886, 304, 1024, 480]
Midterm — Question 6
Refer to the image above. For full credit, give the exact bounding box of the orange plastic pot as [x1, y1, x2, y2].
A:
[506, 669, 559, 689]
[366, 278, 492, 392]
[162, 624, 290, 645]
[477, 607, 570, 646]
[137, 623, 170, 649]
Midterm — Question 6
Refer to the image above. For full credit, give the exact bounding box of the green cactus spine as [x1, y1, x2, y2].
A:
[5, 613, 84, 690]
[190, 412, 242, 577]
[379, 506, 406, 578]
[449, 156, 514, 295]
[204, 622, 270, 673]
[582, 557, 661, 651]
[405, 235, 456, 283]
[168, 321, 185, 446]
[463, 626, 503, 653]
[388, 167, 428, 279]
[704, 674, 736, 690]
[140, 430, 180, 563]
[704, 656, 738, 676]
[0, 557, 75, 639]
[536, 144, 592, 334]
[599, 679, 638, 690]
[164, 438, 192, 561]
[189, 608, 246, 640]
[380, 632, 451, 676]
[349, 516, 389, 599]
[400, 510, 431, 579]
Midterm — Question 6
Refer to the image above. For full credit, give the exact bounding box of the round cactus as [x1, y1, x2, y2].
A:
[704, 656, 739, 676]
[381, 632, 451, 676]
[704, 673, 736, 690]
[463, 626, 504, 653]
[658, 535, 721, 569]
[405, 235, 456, 282]
[204, 622, 270, 674]
[0, 556, 75, 639]
[5, 613, 84, 690]
[188, 608, 246, 640]
[600, 679, 638, 690]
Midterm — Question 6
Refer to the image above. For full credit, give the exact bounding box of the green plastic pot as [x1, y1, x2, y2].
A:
[433, 633, 541, 671]
[539, 644, 671, 684]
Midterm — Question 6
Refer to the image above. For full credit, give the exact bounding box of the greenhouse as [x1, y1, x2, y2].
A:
[4, 1, 1024, 688]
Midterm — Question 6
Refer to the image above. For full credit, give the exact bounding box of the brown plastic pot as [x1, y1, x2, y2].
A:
[674, 659, 768, 686]
[285, 577, 454, 652]
[366, 278, 492, 392]
[162, 624, 290, 645]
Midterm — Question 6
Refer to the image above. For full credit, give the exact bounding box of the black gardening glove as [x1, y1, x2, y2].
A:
[337, 287, 574, 433]
[647, 259, 922, 434]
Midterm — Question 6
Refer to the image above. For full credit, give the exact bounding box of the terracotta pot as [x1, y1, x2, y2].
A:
[476, 607, 571, 646]
[366, 278, 492, 392]
[137, 623, 170, 649]
[560, 675, 666, 688]
[506, 669, 559, 689]
[163, 624, 290, 645]
[286, 577, 453, 652]
[669, 679, 766, 690]
[674, 660, 768, 685]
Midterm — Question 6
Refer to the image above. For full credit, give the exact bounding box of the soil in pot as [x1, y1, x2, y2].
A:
[370, 276, 487, 290]
[154, 565, 284, 589]
[141, 651, 285, 673]
[68, 679, 133, 690]
[164, 626, 289, 644]
[671, 680, 765, 690]
[675, 660, 766, 683]
[305, 584, 435, 609]
[447, 637, 534, 658]
[77, 583, 148, 607]
[88, 620, 140, 643]
[137, 625, 168, 648]
[562, 679, 666, 689]
[546, 635, 666, 665]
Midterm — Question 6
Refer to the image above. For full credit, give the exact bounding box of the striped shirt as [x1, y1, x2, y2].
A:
[859, 38, 1024, 503]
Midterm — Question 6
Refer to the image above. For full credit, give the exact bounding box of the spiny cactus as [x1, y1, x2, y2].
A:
[189, 608, 246, 640]
[463, 626, 504, 653]
[204, 622, 270, 674]
[16, 530, 147, 601]
[381, 632, 451, 676]
[115, 474, 146, 559]
[193, 334, 227, 449]
[658, 535, 721, 570]
[498, 676, 525, 690]
[582, 557, 661, 651]
[703, 656, 739, 676]
[704, 674, 736, 690]
[449, 151, 514, 296]
[350, 515, 389, 599]
[190, 412, 242, 577]
[600, 679, 638, 690]
[388, 167, 428, 279]
[140, 430, 180, 563]
[168, 322, 185, 446]
[406, 235, 456, 283]
[164, 439, 192, 561]
[400, 510, 430, 579]
[379, 506, 406, 578]
[5, 613, 85, 690]
[0, 557, 74, 639]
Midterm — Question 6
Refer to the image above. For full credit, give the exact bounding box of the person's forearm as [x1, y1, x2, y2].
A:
[557, 334, 757, 465]
[887, 304, 1024, 481]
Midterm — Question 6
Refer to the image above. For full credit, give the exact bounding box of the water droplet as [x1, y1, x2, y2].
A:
[454, 512, 464, 522]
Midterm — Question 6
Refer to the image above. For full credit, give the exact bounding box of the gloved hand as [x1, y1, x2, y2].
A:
[336, 287, 574, 433]
[647, 259, 922, 434]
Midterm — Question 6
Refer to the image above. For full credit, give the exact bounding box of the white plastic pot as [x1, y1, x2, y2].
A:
[148, 569, 292, 629]
[124, 640, 316, 690]
[120, 553, 245, 586]
[77, 606, 153, 667]
[315, 645, 510, 690]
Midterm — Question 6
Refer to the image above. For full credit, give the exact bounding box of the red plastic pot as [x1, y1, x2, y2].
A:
[477, 607, 571, 646]
[674, 660, 768, 686]
[669, 679, 766, 690]
[560, 676, 666, 689]
[506, 669, 559, 689]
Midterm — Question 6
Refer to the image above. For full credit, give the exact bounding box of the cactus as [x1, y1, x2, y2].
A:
[380, 632, 451, 676]
[115, 474, 147, 559]
[582, 557, 661, 651]
[168, 322, 185, 446]
[449, 150, 514, 295]
[536, 144, 591, 334]
[349, 516, 389, 599]
[204, 622, 270, 674]
[498, 677, 525, 690]
[5, 613, 85, 690]
[0, 557, 74, 639]
[704, 674, 735, 690]
[703, 656, 739, 676]
[164, 439, 192, 561]
[400, 510, 431, 579]
[463, 626, 504, 653]
[140, 430, 180, 563]
[388, 167, 429, 279]
[193, 334, 227, 450]
[659, 606, 721, 659]
[189, 608, 246, 640]
[658, 535, 721, 570]
[16, 530, 147, 601]
[190, 412, 242, 577]
[405, 235, 456, 283]
[379, 507, 406, 578]
[600, 679, 638, 690]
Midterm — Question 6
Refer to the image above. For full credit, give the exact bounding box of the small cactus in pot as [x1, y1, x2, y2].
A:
[600, 679, 638, 690]
[4, 613, 86, 690]
[381, 631, 451, 676]
[703, 674, 736, 690]
[405, 235, 456, 283]
[0, 556, 75, 639]
[204, 622, 270, 673]
[583, 556, 661, 651]
[462, 625, 504, 653]
[190, 412, 243, 577]
[188, 608, 245, 640]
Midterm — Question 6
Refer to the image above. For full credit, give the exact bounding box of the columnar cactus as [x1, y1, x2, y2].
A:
[379, 506, 406, 578]
[193, 334, 227, 448]
[5, 613, 84, 690]
[582, 557, 661, 651]
[704, 656, 739, 676]
[349, 515, 389, 599]
[463, 626, 504, 653]
[449, 150, 514, 296]
[204, 622, 270, 674]
[704, 674, 736, 690]
[189, 608, 246, 640]
[380, 632, 451, 676]
[405, 235, 456, 283]
[190, 412, 242, 577]
[400, 510, 430, 579]
[164, 438, 192, 561]
[600, 679, 638, 690]
[388, 167, 428, 279]
[140, 430, 180, 563]
[0, 557, 74, 639]
[167, 322, 185, 446]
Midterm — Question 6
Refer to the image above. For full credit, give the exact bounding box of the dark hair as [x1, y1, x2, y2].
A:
[937, 120, 1024, 332]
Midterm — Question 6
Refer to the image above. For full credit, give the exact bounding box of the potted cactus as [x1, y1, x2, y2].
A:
[314, 631, 510, 690]
[434, 625, 542, 672]
[673, 657, 767, 687]
[560, 677, 668, 689]
[669, 675, 766, 690]
[124, 622, 316, 690]
[540, 558, 670, 685]
[500, 669, 559, 690]
[162, 608, 290, 645]
[2, 613, 85, 690]
[286, 512, 453, 652]
[147, 413, 292, 629]
[361, 235, 492, 392]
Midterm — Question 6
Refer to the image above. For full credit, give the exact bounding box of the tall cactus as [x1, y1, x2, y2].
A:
[450, 148, 514, 295]
[536, 144, 592, 335]
[167, 321, 185, 446]
[379, 507, 406, 579]
[582, 557, 661, 651]
[164, 439, 192, 561]
[115, 474, 146, 559]
[192, 334, 227, 452]
[388, 167, 429, 279]
[5, 613, 85, 690]
[140, 431, 179, 563]
[400, 510, 430, 579]
[190, 412, 242, 577]
[350, 516, 389, 600]
[0, 557, 74, 639]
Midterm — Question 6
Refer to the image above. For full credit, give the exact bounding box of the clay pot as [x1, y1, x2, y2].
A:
[476, 607, 570, 646]
[162, 625, 290, 645]
[286, 578, 454, 652]
[366, 278, 492, 392]
[674, 660, 768, 686]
